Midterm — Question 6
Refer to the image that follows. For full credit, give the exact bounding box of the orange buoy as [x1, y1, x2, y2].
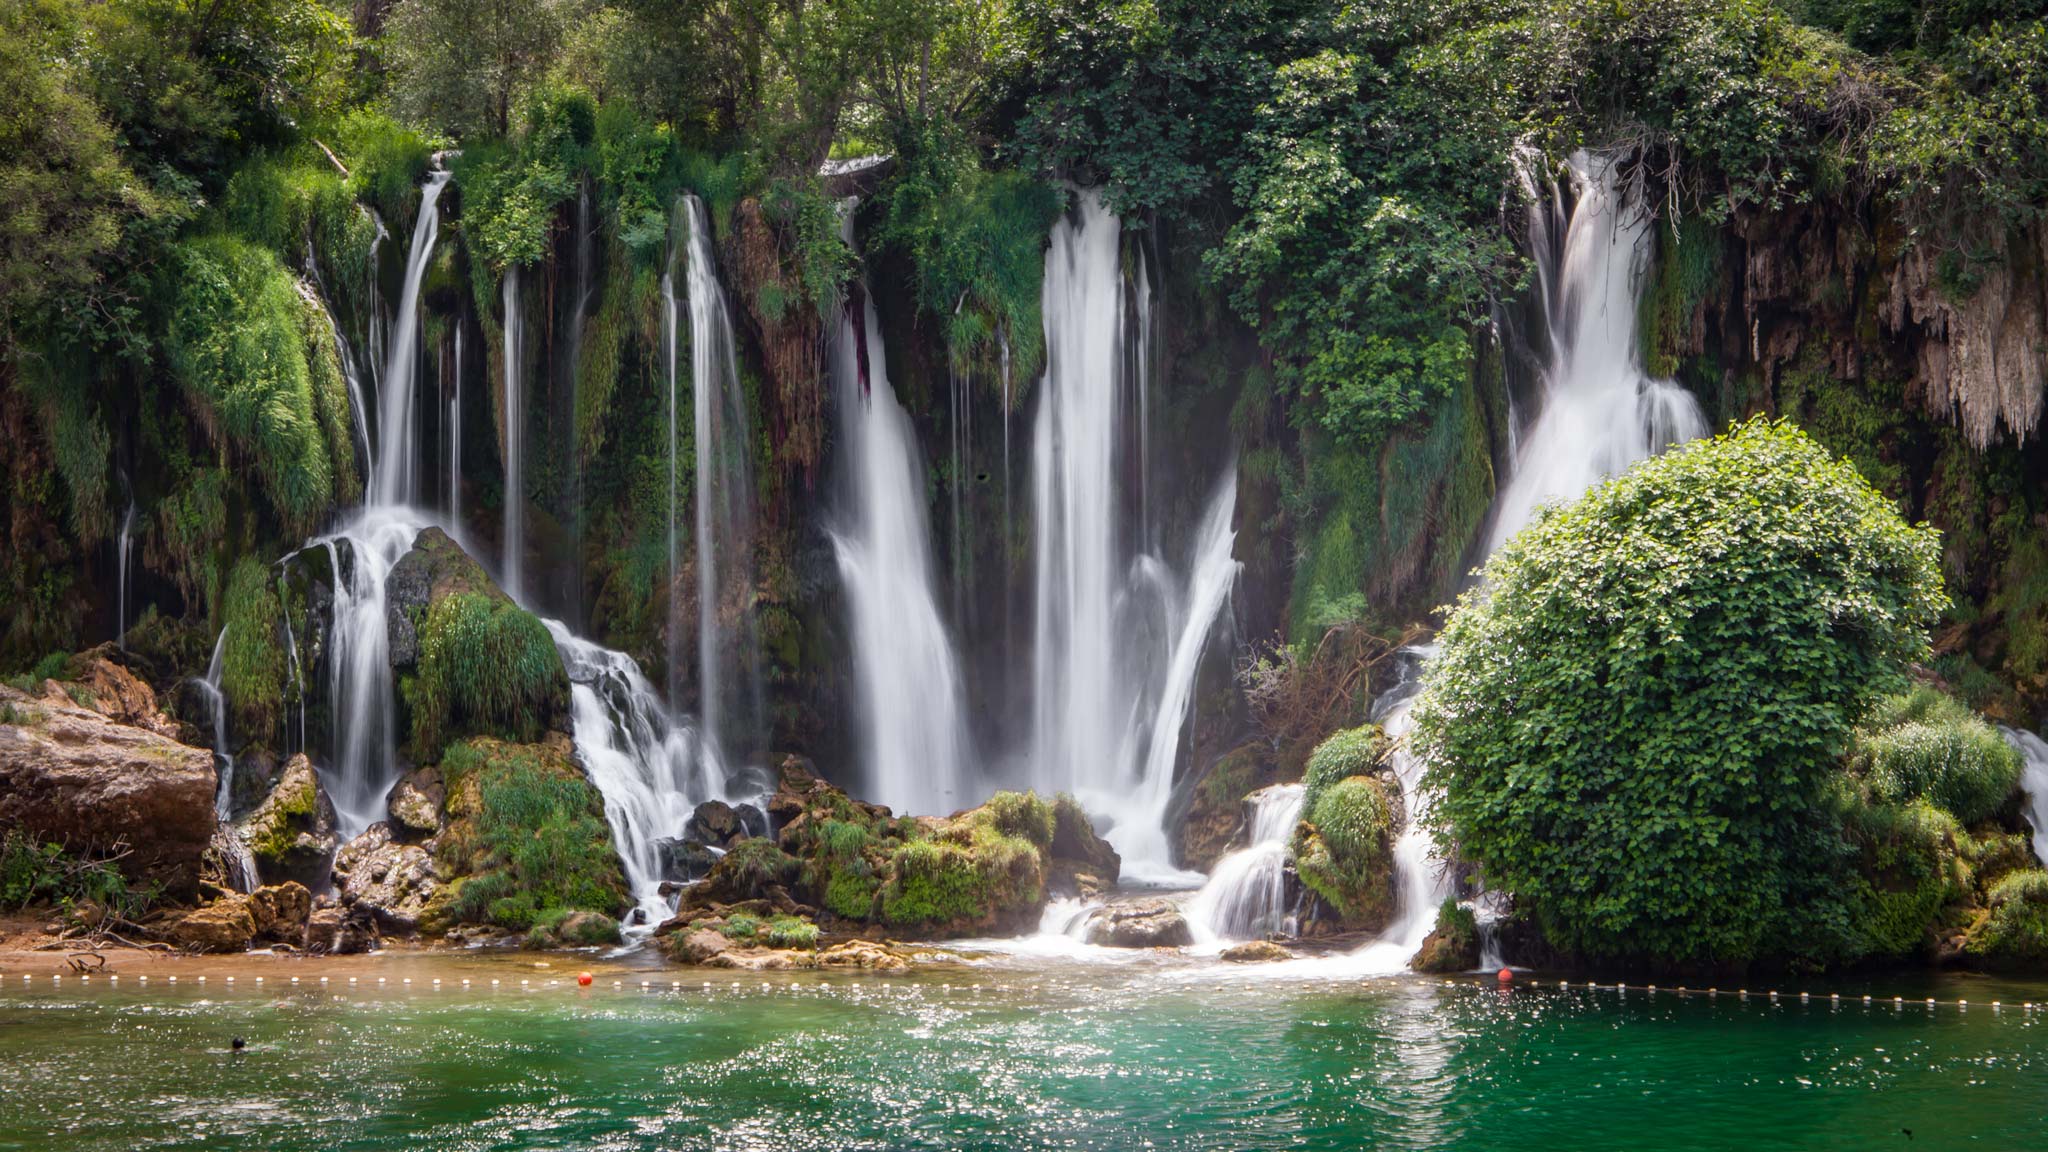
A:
[1497, 968, 1513, 983]
[577, 972, 593, 987]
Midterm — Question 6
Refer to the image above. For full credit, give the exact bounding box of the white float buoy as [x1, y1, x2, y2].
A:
[290, 976, 299, 984]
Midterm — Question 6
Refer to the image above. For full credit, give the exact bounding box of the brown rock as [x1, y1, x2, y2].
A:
[1221, 939, 1293, 963]
[333, 823, 441, 934]
[0, 682, 217, 898]
[817, 940, 909, 970]
[304, 902, 377, 955]
[388, 765, 444, 837]
[234, 755, 339, 889]
[248, 882, 312, 945]
[164, 895, 257, 953]
[66, 645, 180, 736]
[1084, 899, 1194, 948]
[669, 927, 734, 965]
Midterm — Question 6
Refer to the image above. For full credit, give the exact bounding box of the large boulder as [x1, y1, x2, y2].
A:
[0, 682, 216, 898]
[384, 527, 501, 668]
[1178, 743, 1266, 871]
[334, 822, 442, 934]
[234, 754, 339, 889]
[1084, 898, 1194, 948]
[160, 882, 311, 953]
[387, 764, 444, 838]
[62, 645, 182, 737]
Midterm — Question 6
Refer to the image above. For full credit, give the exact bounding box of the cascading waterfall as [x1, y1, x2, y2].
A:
[1030, 187, 1239, 879]
[193, 626, 257, 893]
[830, 199, 972, 815]
[1343, 649, 1454, 972]
[680, 194, 755, 762]
[502, 267, 525, 601]
[371, 170, 452, 508]
[1487, 150, 1707, 553]
[549, 622, 729, 932]
[2006, 728, 2048, 866]
[448, 326, 462, 523]
[1184, 784, 1305, 943]
[115, 503, 135, 646]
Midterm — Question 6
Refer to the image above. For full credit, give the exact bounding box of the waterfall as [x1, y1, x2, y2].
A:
[1487, 150, 1706, 553]
[449, 326, 462, 523]
[549, 621, 728, 933]
[115, 503, 135, 646]
[316, 512, 416, 839]
[371, 170, 452, 507]
[2006, 728, 2048, 866]
[1030, 187, 1237, 879]
[502, 267, 524, 601]
[1185, 784, 1305, 943]
[679, 194, 755, 760]
[196, 626, 235, 819]
[830, 198, 972, 815]
[1340, 648, 1453, 973]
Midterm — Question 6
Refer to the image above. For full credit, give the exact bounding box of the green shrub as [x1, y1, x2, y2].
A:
[977, 791, 1056, 849]
[705, 838, 800, 903]
[1413, 898, 1481, 974]
[1292, 775, 1394, 925]
[435, 739, 626, 930]
[1415, 419, 1947, 965]
[0, 830, 155, 920]
[525, 907, 622, 948]
[220, 555, 286, 749]
[1965, 870, 2048, 968]
[763, 914, 820, 949]
[1301, 726, 1386, 815]
[1854, 686, 2023, 824]
[1844, 799, 1963, 960]
[406, 592, 567, 758]
[880, 823, 1042, 932]
[720, 910, 762, 941]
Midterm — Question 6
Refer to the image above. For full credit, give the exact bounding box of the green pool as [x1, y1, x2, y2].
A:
[2, 957, 2044, 1150]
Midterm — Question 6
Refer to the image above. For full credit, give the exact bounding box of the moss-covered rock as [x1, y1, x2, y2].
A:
[233, 754, 338, 890]
[1962, 870, 2048, 969]
[425, 735, 628, 932]
[1292, 774, 1395, 931]
[220, 555, 289, 755]
[524, 907, 623, 949]
[1301, 725, 1388, 816]
[1413, 898, 1482, 974]
[1179, 742, 1264, 871]
[1843, 798, 1965, 962]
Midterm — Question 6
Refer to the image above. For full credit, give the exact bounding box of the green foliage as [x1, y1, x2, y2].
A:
[1843, 797, 1963, 960]
[383, 0, 568, 140]
[976, 790, 1057, 849]
[164, 234, 346, 535]
[1964, 869, 2048, 967]
[0, 829, 156, 920]
[707, 838, 801, 903]
[1415, 419, 1948, 965]
[881, 822, 1042, 931]
[1414, 898, 1481, 973]
[1301, 726, 1386, 816]
[220, 555, 286, 749]
[406, 591, 567, 758]
[525, 906, 623, 948]
[436, 738, 627, 930]
[765, 176, 854, 315]
[1853, 685, 2024, 824]
[13, 349, 113, 544]
[454, 87, 593, 269]
[1292, 775, 1395, 924]
[763, 913, 820, 949]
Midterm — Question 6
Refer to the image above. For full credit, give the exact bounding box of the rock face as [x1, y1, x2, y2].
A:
[64, 646, 182, 737]
[1412, 900, 1481, 974]
[304, 898, 377, 955]
[384, 527, 499, 668]
[1084, 898, 1194, 948]
[161, 882, 312, 952]
[0, 682, 217, 898]
[333, 823, 441, 934]
[387, 765, 444, 838]
[1178, 743, 1266, 871]
[235, 755, 339, 889]
[1221, 939, 1294, 963]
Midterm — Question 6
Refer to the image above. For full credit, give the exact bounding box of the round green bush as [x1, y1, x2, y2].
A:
[1965, 870, 2048, 968]
[1292, 774, 1394, 925]
[1301, 725, 1386, 814]
[1854, 686, 2022, 824]
[1415, 419, 1946, 965]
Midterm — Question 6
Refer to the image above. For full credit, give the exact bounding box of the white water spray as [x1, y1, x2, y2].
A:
[2007, 728, 2048, 867]
[1488, 151, 1706, 552]
[1185, 783, 1304, 943]
[830, 200, 972, 815]
[502, 267, 524, 601]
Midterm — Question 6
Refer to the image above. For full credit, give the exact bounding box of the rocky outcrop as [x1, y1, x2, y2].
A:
[234, 754, 339, 889]
[62, 645, 183, 737]
[387, 765, 444, 838]
[1413, 900, 1482, 974]
[334, 822, 442, 934]
[1221, 939, 1294, 963]
[0, 682, 216, 898]
[384, 527, 504, 667]
[304, 898, 378, 955]
[160, 882, 312, 952]
[1083, 898, 1193, 948]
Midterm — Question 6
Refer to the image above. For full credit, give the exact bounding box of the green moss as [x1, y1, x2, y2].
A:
[880, 823, 1042, 932]
[524, 907, 623, 948]
[975, 791, 1056, 849]
[406, 592, 567, 758]
[1292, 775, 1395, 927]
[1301, 725, 1386, 815]
[763, 913, 819, 949]
[432, 739, 627, 931]
[720, 910, 763, 940]
[1414, 898, 1481, 974]
[220, 555, 287, 749]
[1844, 799, 1964, 961]
[1854, 686, 2023, 824]
[1964, 871, 2048, 968]
[705, 838, 800, 903]
[164, 235, 347, 536]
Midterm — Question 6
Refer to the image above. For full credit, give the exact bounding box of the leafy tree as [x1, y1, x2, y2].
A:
[383, 0, 569, 138]
[1414, 420, 1948, 965]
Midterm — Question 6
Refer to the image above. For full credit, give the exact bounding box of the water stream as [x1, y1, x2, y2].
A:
[2007, 727, 2048, 866]
[1184, 783, 1304, 944]
[501, 267, 524, 602]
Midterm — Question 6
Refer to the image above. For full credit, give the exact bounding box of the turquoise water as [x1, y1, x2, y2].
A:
[2, 960, 2046, 1150]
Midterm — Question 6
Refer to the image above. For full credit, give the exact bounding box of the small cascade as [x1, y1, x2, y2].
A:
[114, 503, 135, 646]
[830, 199, 972, 815]
[1185, 784, 1305, 943]
[304, 243, 375, 478]
[210, 826, 259, 894]
[371, 170, 452, 507]
[1341, 647, 1454, 972]
[196, 626, 235, 818]
[1488, 151, 1707, 553]
[501, 267, 524, 600]
[679, 194, 756, 760]
[549, 621, 730, 933]
[2005, 728, 2048, 866]
[316, 511, 417, 839]
[1030, 187, 1238, 879]
[448, 325, 462, 523]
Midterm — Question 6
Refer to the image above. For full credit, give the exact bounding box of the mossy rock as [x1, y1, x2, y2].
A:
[1413, 898, 1481, 974]
[1301, 725, 1388, 816]
[1843, 798, 1966, 962]
[524, 907, 622, 949]
[401, 587, 569, 760]
[1292, 774, 1395, 931]
[1180, 743, 1265, 871]
[233, 754, 338, 890]
[1962, 870, 2048, 970]
[425, 736, 628, 932]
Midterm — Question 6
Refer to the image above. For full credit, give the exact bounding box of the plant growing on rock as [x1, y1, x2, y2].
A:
[406, 592, 568, 758]
[1416, 419, 1947, 966]
[429, 738, 626, 931]
[1852, 685, 2023, 825]
[1292, 775, 1395, 928]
